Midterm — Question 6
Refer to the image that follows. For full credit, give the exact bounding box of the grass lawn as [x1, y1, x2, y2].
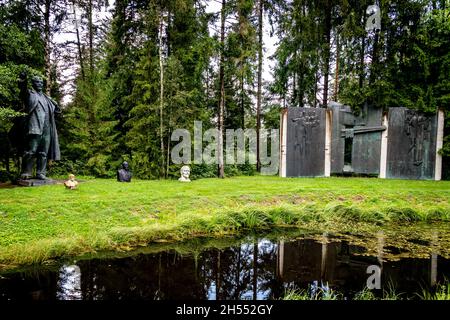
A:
[0, 176, 449, 269]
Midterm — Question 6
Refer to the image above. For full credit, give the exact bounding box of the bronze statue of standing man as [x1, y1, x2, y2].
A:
[18, 72, 61, 180]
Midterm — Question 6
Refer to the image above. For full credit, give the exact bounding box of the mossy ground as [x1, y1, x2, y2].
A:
[0, 176, 449, 268]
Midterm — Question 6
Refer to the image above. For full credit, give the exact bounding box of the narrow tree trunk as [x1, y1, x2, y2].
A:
[159, 10, 165, 179]
[88, 0, 94, 74]
[14, 156, 21, 179]
[3, 130, 10, 174]
[5, 153, 10, 174]
[314, 70, 318, 107]
[166, 128, 170, 178]
[167, 10, 171, 57]
[206, 67, 210, 98]
[216, 251, 221, 299]
[235, 247, 241, 299]
[240, 72, 244, 128]
[237, 4, 245, 129]
[217, 0, 226, 179]
[334, 32, 339, 101]
[256, 0, 263, 172]
[322, 0, 332, 108]
[369, 31, 380, 85]
[292, 56, 296, 106]
[44, 0, 51, 94]
[72, 2, 85, 81]
[298, 56, 304, 107]
[359, 35, 366, 88]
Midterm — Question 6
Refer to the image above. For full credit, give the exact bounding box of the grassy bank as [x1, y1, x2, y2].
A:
[282, 281, 450, 300]
[0, 176, 449, 268]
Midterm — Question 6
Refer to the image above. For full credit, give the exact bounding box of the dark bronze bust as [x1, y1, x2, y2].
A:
[18, 73, 61, 180]
[117, 161, 132, 182]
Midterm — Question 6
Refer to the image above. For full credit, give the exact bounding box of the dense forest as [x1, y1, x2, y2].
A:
[0, 0, 449, 180]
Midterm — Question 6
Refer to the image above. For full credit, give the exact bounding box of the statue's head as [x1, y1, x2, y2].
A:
[180, 165, 190, 179]
[31, 76, 44, 92]
[122, 161, 129, 170]
[68, 174, 75, 181]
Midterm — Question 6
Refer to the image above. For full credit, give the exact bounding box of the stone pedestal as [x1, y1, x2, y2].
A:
[17, 179, 58, 187]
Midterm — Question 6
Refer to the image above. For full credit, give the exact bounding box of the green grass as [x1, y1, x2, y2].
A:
[283, 285, 341, 300]
[353, 287, 377, 300]
[0, 176, 449, 268]
[284, 280, 450, 300]
[418, 281, 450, 300]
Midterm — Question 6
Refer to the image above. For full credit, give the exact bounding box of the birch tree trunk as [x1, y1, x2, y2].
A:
[72, 2, 85, 81]
[256, 0, 263, 172]
[217, 0, 226, 179]
[159, 10, 165, 178]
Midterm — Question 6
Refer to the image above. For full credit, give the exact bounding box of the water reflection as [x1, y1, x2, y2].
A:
[56, 265, 82, 300]
[0, 236, 449, 301]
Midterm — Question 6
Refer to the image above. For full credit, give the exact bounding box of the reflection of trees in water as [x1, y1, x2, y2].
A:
[197, 251, 215, 299]
[0, 267, 59, 300]
[199, 239, 279, 300]
[256, 239, 279, 299]
[0, 235, 442, 300]
[201, 243, 255, 300]
[3, 236, 444, 300]
[79, 251, 209, 300]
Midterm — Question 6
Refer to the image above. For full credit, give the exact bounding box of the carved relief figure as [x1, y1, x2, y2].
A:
[292, 110, 320, 156]
[404, 110, 430, 166]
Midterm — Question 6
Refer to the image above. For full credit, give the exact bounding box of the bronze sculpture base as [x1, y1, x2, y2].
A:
[17, 179, 58, 187]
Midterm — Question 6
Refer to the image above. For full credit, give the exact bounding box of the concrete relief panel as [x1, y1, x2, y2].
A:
[286, 108, 326, 177]
[386, 108, 437, 180]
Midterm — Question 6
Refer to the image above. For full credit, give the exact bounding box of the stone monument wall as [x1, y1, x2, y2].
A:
[386, 108, 438, 180]
[280, 105, 444, 180]
[285, 107, 327, 177]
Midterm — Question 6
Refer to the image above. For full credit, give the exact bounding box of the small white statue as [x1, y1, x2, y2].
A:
[178, 165, 191, 182]
[64, 174, 79, 190]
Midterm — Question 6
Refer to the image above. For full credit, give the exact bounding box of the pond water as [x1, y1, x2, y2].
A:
[0, 232, 449, 300]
